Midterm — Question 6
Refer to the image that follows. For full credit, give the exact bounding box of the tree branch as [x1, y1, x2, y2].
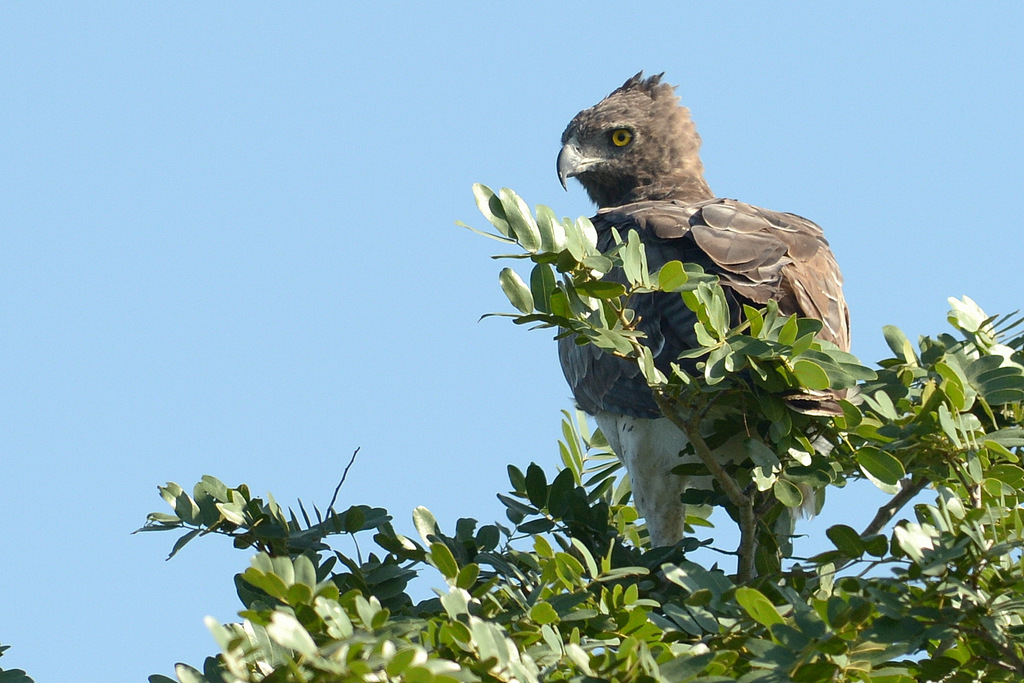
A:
[327, 447, 361, 512]
[653, 391, 757, 582]
[861, 475, 928, 537]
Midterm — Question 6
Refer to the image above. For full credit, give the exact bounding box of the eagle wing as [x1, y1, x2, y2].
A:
[558, 198, 850, 418]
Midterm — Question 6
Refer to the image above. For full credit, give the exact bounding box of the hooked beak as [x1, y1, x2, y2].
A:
[557, 141, 600, 190]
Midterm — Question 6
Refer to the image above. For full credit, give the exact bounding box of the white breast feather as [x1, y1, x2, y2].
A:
[595, 411, 746, 547]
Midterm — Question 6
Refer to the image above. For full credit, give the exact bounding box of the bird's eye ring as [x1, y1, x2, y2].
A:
[610, 128, 633, 147]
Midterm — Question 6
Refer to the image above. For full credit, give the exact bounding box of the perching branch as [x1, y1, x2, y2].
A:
[653, 391, 757, 582]
[861, 475, 929, 538]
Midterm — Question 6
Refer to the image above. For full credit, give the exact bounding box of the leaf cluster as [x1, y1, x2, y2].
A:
[146, 401, 1024, 682]
[134, 186, 1024, 682]
[0, 645, 34, 683]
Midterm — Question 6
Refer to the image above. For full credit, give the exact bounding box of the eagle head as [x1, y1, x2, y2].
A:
[557, 72, 712, 208]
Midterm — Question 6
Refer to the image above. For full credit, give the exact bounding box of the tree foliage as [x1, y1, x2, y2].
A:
[131, 186, 1024, 682]
[0, 645, 34, 683]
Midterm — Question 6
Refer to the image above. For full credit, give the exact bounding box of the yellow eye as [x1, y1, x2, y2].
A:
[610, 128, 633, 147]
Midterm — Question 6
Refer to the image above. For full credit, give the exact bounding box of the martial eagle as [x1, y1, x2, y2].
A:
[556, 73, 849, 547]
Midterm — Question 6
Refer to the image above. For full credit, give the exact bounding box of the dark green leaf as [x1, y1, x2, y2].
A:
[529, 264, 556, 314]
[547, 468, 575, 518]
[524, 463, 548, 508]
[496, 493, 537, 517]
[166, 528, 202, 560]
[792, 661, 839, 683]
[657, 652, 714, 681]
[856, 447, 905, 488]
[826, 524, 865, 556]
[517, 518, 555, 535]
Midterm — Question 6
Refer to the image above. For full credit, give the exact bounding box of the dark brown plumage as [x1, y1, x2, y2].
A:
[556, 72, 849, 546]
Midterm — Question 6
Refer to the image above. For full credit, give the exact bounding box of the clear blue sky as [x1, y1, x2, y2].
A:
[1, 4, 1022, 680]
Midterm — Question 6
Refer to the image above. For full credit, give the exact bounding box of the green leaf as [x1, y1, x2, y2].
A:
[535, 204, 566, 253]
[265, 612, 317, 655]
[792, 359, 830, 390]
[549, 289, 571, 318]
[657, 260, 689, 291]
[826, 524, 865, 556]
[638, 345, 668, 385]
[547, 469, 575, 518]
[893, 522, 938, 563]
[214, 501, 245, 526]
[166, 528, 201, 560]
[947, 295, 990, 334]
[385, 647, 425, 677]
[498, 267, 533, 314]
[170, 664, 207, 683]
[590, 327, 636, 355]
[883, 325, 919, 364]
[524, 463, 548, 508]
[856, 447, 905, 491]
[529, 602, 559, 625]
[745, 438, 780, 468]
[429, 542, 459, 579]
[987, 464, 1024, 486]
[517, 518, 555, 534]
[745, 304, 765, 337]
[472, 183, 511, 237]
[456, 565, 479, 593]
[773, 479, 804, 508]
[575, 280, 627, 299]
[412, 506, 439, 545]
[149, 675, 182, 683]
[576, 216, 598, 250]
[705, 284, 731, 338]
[657, 652, 715, 681]
[704, 344, 732, 384]
[734, 586, 784, 627]
[777, 315, 799, 346]
[499, 187, 541, 252]
[988, 427, 1024, 447]
[621, 230, 649, 286]
[863, 390, 899, 420]
[529, 264, 556, 314]
[937, 404, 962, 447]
[581, 253, 613, 273]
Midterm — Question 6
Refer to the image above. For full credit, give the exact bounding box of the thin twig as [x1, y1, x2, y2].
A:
[327, 447, 361, 512]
